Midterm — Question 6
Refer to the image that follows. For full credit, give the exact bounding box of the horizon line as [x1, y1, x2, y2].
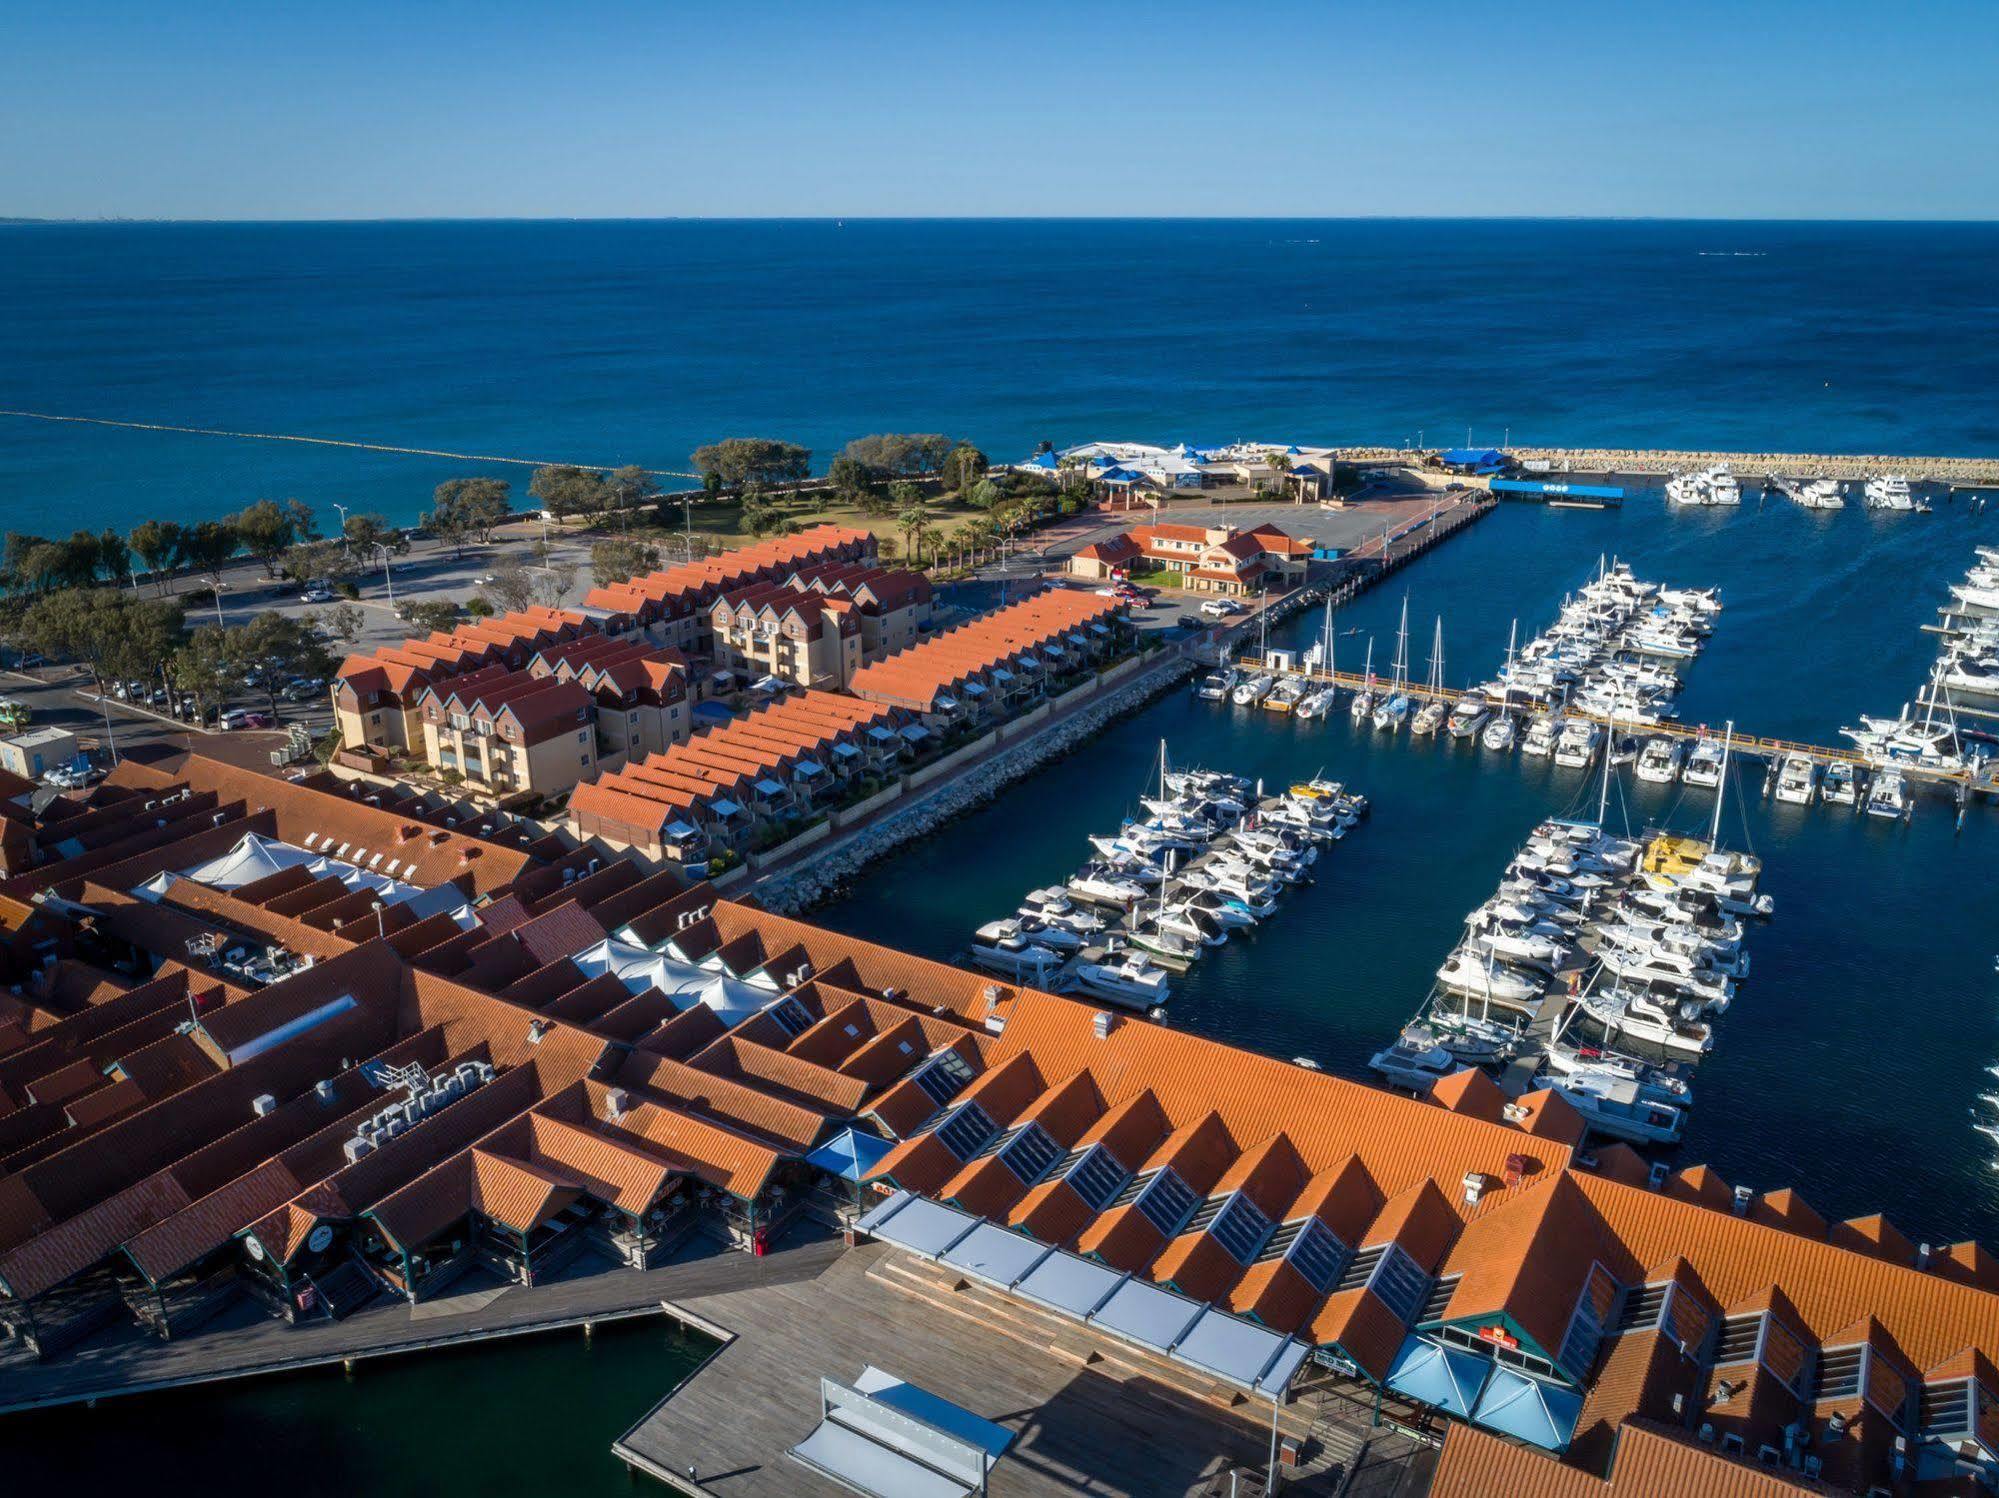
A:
[5, 213, 1999, 227]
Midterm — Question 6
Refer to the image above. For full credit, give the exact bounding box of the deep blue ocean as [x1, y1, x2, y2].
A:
[0, 222, 1996, 1484]
[3, 219, 1999, 533]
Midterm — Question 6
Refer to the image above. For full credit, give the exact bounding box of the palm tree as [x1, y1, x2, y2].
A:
[899, 505, 931, 568]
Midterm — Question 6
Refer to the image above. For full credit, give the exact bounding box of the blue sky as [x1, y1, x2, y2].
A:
[3, 1, 1993, 219]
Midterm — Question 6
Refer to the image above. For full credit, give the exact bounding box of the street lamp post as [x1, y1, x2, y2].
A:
[213, 582, 226, 630]
[373, 544, 396, 607]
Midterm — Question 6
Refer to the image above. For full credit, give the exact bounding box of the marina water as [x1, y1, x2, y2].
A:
[820, 492, 1999, 1247]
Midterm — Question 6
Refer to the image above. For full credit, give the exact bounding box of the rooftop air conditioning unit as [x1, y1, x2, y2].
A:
[314, 1079, 337, 1104]
[1732, 1185, 1754, 1215]
[1647, 1160, 1671, 1190]
[251, 1094, 278, 1116]
[342, 1135, 375, 1165]
[1501, 1101, 1531, 1124]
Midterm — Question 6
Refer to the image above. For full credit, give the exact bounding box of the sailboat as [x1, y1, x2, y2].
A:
[1349, 639, 1377, 721]
[1412, 618, 1449, 735]
[1372, 596, 1413, 730]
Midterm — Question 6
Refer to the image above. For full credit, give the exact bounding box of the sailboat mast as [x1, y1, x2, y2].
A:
[1711, 719, 1733, 844]
[1597, 707, 1614, 826]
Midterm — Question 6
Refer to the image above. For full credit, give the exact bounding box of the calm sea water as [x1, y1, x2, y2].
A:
[3, 219, 1999, 533]
[2, 222, 1996, 1477]
[824, 491, 1999, 1247]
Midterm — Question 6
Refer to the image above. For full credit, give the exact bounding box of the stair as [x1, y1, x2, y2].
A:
[309, 1260, 381, 1321]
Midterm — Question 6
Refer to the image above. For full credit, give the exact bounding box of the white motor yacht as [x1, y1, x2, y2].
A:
[1798, 477, 1845, 509]
[1471, 924, 1573, 972]
[1682, 737, 1725, 788]
[1532, 1073, 1686, 1146]
[1194, 667, 1237, 701]
[1367, 1029, 1463, 1093]
[1864, 474, 1915, 511]
[1521, 713, 1561, 758]
[974, 915, 1084, 954]
[1819, 760, 1860, 806]
[1447, 693, 1490, 738]
[1634, 737, 1684, 784]
[1067, 870, 1148, 907]
[1581, 989, 1714, 1057]
[1072, 950, 1171, 1008]
[1771, 753, 1817, 805]
[1544, 1039, 1693, 1104]
[1435, 950, 1542, 1006]
[966, 934, 1066, 985]
[1017, 889, 1107, 936]
[1552, 719, 1600, 769]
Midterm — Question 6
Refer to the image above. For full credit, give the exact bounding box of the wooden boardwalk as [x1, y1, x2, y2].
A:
[0, 1230, 840, 1415]
[616, 1243, 1366, 1498]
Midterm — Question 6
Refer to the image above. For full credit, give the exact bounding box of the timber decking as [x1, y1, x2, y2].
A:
[0, 1230, 839, 1415]
[616, 1241, 1347, 1497]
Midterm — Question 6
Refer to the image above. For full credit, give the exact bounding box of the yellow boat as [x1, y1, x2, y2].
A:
[1640, 833, 1709, 877]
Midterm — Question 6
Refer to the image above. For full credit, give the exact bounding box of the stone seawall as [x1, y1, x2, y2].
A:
[752, 653, 1200, 914]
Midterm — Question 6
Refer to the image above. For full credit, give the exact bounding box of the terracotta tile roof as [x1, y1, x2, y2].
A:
[1305, 1286, 1413, 1382]
[586, 1083, 783, 1200]
[469, 1148, 583, 1235]
[616, 1050, 831, 1153]
[521, 1110, 677, 1217]
[1429, 1423, 1607, 1498]
[510, 900, 609, 968]
[1441, 1172, 1625, 1358]
[847, 589, 1123, 711]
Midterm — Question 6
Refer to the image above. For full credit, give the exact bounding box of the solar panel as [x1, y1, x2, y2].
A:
[1134, 1169, 1198, 1235]
[934, 1101, 997, 1161]
[1284, 1218, 1347, 1290]
[1208, 1194, 1274, 1265]
[997, 1124, 1062, 1184]
[1064, 1147, 1129, 1210]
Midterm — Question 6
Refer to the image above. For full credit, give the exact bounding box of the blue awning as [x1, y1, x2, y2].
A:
[1384, 1335, 1491, 1418]
[1471, 1367, 1583, 1452]
[804, 1128, 895, 1182]
[1026, 451, 1060, 470]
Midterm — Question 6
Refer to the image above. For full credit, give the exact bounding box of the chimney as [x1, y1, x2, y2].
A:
[1732, 1185, 1754, 1216]
[1917, 1242, 1933, 1270]
[1501, 1101, 1530, 1124]
[1092, 1010, 1115, 1040]
[1647, 1160, 1671, 1190]
[1461, 1171, 1487, 1207]
[606, 1087, 630, 1120]
[314, 1079, 337, 1104]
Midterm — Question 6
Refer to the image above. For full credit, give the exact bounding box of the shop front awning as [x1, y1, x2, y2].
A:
[709, 797, 743, 819]
[795, 758, 825, 778]
[858, 1190, 979, 1259]
[1171, 1307, 1304, 1393]
[962, 681, 988, 697]
[898, 724, 930, 743]
[1088, 1276, 1204, 1356]
[1012, 1250, 1123, 1319]
[1470, 1366, 1583, 1452]
[938, 1222, 1052, 1289]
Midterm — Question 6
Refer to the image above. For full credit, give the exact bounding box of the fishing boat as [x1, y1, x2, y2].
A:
[1771, 753, 1818, 805]
[1865, 767, 1909, 821]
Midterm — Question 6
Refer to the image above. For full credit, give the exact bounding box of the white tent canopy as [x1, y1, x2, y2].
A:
[145, 832, 477, 929]
[571, 936, 767, 1025]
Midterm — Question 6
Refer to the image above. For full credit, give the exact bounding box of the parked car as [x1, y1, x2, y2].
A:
[281, 677, 326, 703]
[1199, 599, 1243, 618]
[300, 584, 335, 604]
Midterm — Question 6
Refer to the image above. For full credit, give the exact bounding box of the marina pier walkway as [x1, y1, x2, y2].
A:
[1229, 658, 1999, 801]
[614, 1241, 1403, 1497]
[0, 1229, 839, 1415]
